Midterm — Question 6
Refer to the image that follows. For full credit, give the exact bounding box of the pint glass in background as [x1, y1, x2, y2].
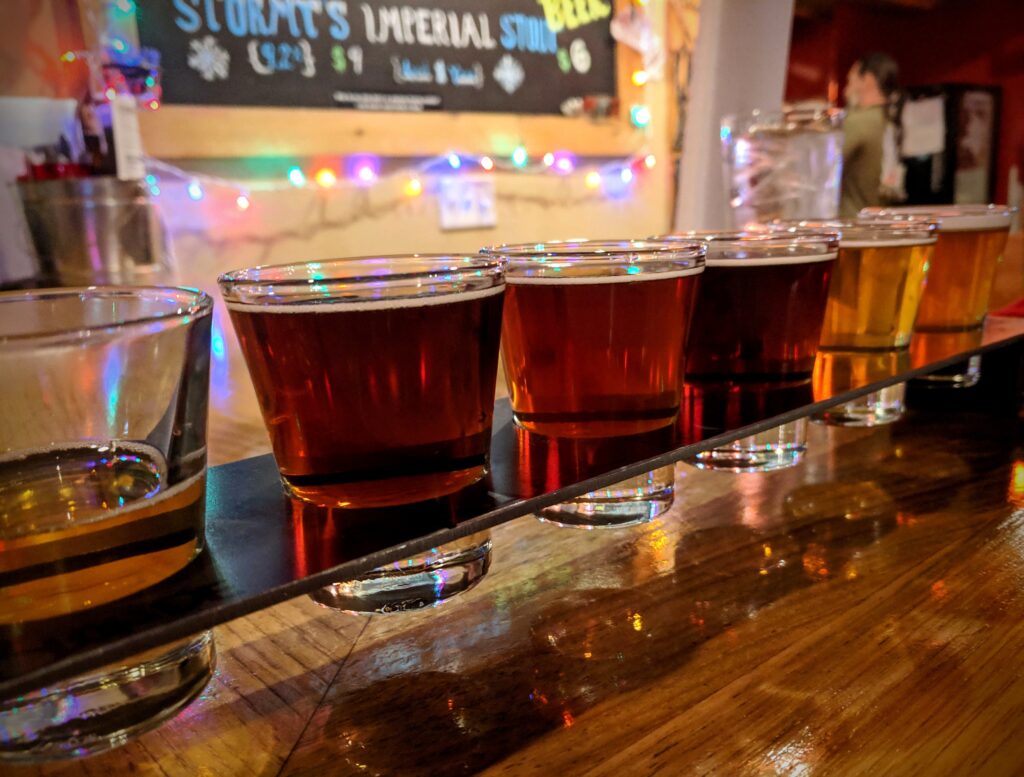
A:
[489, 240, 706, 438]
[219, 256, 505, 508]
[0, 287, 214, 761]
[721, 107, 844, 226]
[668, 231, 840, 470]
[861, 204, 1014, 386]
[774, 219, 937, 426]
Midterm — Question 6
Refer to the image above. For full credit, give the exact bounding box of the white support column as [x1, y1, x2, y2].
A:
[674, 0, 795, 231]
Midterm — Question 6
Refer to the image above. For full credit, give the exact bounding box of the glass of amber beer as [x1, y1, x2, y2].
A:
[671, 231, 839, 470]
[861, 204, 1014, 386]
[489, 240, 705, 438]
[774, 219, 937, 426]
[485, 239, 703, 528]
[219, 256, 505, 507]
[0, 287, 214, 761]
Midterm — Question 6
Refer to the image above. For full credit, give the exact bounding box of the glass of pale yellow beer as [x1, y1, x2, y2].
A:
[861, 204, 1014, 386]
[773, 219, 937, 425]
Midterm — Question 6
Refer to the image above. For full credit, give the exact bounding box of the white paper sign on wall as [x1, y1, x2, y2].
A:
[438, 175, 497, 231]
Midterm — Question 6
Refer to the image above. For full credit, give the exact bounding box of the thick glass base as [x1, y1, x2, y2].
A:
[813, 383, 906, 427]
[0, 632, 215, 764]
[309, 533, 491, 614]
[537, 465, 675, 529]
[691, 420, 807, 473]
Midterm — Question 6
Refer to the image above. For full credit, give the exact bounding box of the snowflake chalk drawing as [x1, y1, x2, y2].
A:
[493, 54, 525, 95]
[188, 36, 230, 81]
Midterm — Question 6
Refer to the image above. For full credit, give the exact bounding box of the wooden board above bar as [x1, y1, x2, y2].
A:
[137, 104, 639, 158]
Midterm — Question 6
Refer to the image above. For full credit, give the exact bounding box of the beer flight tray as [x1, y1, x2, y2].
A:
[3, 319, 1024, 700]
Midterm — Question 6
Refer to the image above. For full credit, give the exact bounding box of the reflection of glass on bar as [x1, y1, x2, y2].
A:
[813, 349, 911, 427]
[219, 256, 505, 508]
[486, 240, 705, 439]
[310, 531, 492, 613]
[861, 204, 1014, 386]
[0, 287, 215, 762]
[773, 218, 937, 426]
[663, 230, 839, 471]
[0, 632, 214, 762]
[537, 465, 676, 529]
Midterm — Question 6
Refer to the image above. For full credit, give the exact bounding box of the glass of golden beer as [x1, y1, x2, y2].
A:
[666, 231, 839, 470]
[0, 287, 214, 761]
[485, 239, 703, 528]
[774, 219, 937, 426]
[861, 204, 1014, 386]
[219, 255, 505, 508]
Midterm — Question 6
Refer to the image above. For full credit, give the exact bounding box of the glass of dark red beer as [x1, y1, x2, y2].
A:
[219, 255, 505, 508]
[664, 230, 839, 471]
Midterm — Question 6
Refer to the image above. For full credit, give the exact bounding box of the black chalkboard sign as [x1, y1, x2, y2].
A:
[136, 0, 617, 114]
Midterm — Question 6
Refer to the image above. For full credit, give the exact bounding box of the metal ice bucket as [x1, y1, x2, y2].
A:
[17, 177, 171, 286]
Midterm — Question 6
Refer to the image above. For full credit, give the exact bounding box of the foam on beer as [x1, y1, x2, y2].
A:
[932, 213, 1012, 232]
[841, 238, 938, 248]
[705, 253, 836, 267]
[863, 207, 1013, 232]
[224, 283, 503, 312]
[505, 266, 704, 284]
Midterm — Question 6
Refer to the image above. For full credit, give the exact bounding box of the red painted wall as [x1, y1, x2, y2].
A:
[786, 0, 1024, 202]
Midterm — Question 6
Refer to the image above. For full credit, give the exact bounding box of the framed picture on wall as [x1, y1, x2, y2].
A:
[902, 83, 1001, 205]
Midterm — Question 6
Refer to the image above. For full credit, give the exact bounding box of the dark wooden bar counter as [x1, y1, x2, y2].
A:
[10, 237, 1024, 775]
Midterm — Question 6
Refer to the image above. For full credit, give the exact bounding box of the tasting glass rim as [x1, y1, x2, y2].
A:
[481, 239, 706, 276]
[218, 254, 504, 305]
[860, 204, 1016, 232]
[0, 285, 213, 344]
[769, 218, 938, 245]
[655, 229, 839, 264]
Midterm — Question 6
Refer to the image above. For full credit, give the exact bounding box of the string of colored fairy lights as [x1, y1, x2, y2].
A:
[142, 148, 660, 210]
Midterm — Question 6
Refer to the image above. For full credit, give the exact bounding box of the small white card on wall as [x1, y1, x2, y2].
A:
[111, 95, 146, 181]
[438, 175, 497, 231]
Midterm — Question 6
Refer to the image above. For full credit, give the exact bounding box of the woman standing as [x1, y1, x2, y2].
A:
[840, 52, 903, 217]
